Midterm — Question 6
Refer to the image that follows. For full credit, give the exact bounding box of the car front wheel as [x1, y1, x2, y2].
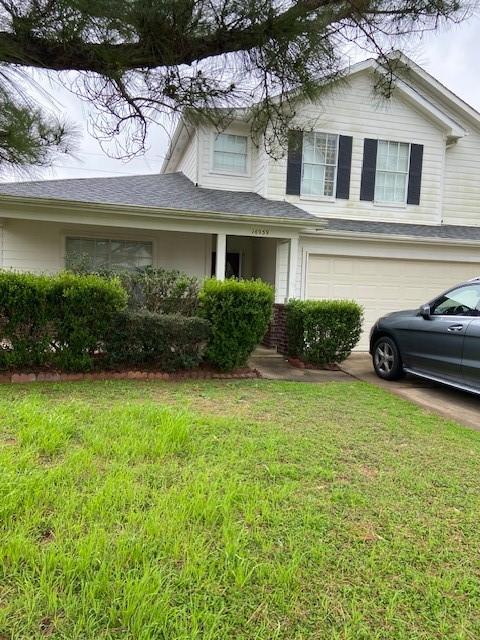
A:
[372, 336, 404, 380]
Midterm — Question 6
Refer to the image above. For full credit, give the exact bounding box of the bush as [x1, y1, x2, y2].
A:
[48, 272, 128, 371]
[0, 272, 52, 369]
[199, 278, 274, 371]
[286, 299, 363, 366]
[104, 310, 210, 371]
[0, 271, 127, 371]
[68, 263, 200, 316]
[119, 267, 200, 316]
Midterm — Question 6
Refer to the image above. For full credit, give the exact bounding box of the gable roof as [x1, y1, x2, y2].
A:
[162, 51, 474, 172]
[388, 52, 480, 130]
[0, 171, 316, 223]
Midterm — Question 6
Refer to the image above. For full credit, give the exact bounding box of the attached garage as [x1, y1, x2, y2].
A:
[306, 253, 480, 350]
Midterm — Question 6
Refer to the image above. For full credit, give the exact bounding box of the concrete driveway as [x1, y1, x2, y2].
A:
[342, 353, 480, 430]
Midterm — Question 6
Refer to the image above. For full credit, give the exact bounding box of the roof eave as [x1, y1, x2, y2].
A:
[304, 227, 480, 247]
[389, 52, 480, 128]
[161, 119, 189, 174]
[386, 75, 466, 139]
[0, 194, 320, 229]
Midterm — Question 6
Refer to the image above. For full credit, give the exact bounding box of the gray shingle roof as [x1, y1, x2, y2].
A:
[324, 218, 480, 241]
[1, 171, 479, 240]
[0, 171, 316, 222]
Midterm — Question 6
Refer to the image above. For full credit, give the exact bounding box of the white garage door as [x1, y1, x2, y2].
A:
[307, 254, 480, 350]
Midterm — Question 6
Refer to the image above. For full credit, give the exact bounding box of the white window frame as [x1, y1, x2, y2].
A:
[300, 131, 339, 200]
[64, 235, 154, 271]
[374, 140, 411, 206]
[211, 132, 249, 176]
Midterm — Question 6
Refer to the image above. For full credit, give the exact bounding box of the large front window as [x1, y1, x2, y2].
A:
[213, 133, 248, 173]
[66, 237, 153, 271]
[375, 140, 410, 204]
[301, 132, 338, 197]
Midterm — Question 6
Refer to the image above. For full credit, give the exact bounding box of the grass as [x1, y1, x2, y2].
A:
[1, 379, 480, 639]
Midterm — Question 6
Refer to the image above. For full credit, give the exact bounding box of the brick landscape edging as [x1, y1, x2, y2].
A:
[5, 369, 261, 384]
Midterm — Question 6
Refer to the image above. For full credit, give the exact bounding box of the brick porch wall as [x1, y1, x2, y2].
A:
[262, 303, 289, 355]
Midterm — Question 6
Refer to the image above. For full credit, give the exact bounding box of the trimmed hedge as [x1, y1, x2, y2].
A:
[199, 278, 274, 371]
[118, 267, 200, 316]
[0, 271, 127, 371]
[104, 310, 210, 371]
[286, 299, 363, 365]
[68, 264, 200, 316]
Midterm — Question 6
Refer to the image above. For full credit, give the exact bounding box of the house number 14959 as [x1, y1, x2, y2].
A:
[251, 228, 269, 236]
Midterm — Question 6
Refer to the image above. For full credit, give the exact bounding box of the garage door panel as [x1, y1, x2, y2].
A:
[307, 254, 480, 350]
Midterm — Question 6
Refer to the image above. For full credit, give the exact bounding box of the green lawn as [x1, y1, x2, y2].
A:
[1, 379, 480, 639]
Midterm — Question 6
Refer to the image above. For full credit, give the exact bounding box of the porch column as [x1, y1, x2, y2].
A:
[286, 237, 299, 300]
[215, 233, 227, 280]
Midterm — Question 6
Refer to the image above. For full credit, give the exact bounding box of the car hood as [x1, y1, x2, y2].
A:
[382, 308, 418, 319]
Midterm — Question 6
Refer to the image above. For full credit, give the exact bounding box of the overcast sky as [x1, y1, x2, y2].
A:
[5, 12, 480, 184]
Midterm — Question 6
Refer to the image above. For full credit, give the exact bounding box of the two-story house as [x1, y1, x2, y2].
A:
[1, 52, 480, 349]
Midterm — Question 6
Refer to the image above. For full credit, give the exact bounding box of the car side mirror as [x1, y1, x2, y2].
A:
[419, 303, 431, 319]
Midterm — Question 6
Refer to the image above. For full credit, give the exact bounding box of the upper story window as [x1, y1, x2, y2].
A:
[66, 237, 153, 272]
[301, 132, 338, 197]
[374, 140, 410, 204]
[213, 133, 248, 174]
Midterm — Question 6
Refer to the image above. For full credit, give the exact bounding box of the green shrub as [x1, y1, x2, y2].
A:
[68, 263, 200, 316]
[0, 271, 52, 369]
[199, 278, 274, 371]
[0, 271, 126, 371]
[48, 272, 128, 371]
[105, 310, 210, 371]
[119, 267, 200, 315]
[286, 299, 363, 365]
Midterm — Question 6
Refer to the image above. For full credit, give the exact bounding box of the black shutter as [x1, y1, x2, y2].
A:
[360, 138, 378, 201]
[286, 130, 303, 195]
[335, 135, 353, 199]
[407, 144, 424, 205]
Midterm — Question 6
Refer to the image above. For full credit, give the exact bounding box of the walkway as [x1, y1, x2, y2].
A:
[249, 347, 351, 383]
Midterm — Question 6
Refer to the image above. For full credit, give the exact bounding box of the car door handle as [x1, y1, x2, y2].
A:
[447, 323, 464, 332]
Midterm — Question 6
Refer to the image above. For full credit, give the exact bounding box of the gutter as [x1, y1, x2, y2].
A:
[302, 227, 480, 248]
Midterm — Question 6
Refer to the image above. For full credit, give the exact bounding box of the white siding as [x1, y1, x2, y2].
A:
[442, 133, 480, 226]
[194, 125, 258, 192]
[167, 67, 480, 230]
[177, 133, 197, 183]
[3, 220, 212, 279]
[254, 144, 269, 197]
[266, 71, 446, 225]
[401, 76, 480, 227]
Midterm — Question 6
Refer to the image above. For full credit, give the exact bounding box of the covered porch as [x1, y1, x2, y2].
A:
[0, 202, 306, 303]
[0, 171, 318, 302]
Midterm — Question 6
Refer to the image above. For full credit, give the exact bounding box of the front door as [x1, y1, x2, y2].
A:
[403, 283, 480, 383]
[211, 252, 241, 279]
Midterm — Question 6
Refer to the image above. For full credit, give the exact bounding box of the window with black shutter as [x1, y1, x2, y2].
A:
[360, 139, 423, 205]
[285, 130, 352, 199]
